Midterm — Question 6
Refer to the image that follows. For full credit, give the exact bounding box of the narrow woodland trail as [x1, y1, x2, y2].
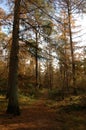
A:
[0, 93, 86, 130]
[0, 90, 59, 130]
[0, 99, 61, 130]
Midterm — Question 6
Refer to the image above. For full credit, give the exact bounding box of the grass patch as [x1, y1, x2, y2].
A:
[19, 94, 37, 106]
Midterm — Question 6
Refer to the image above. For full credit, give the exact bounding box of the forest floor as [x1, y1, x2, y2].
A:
[0, 90, 86, 130]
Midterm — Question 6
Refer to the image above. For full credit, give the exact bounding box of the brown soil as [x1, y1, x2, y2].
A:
[0, 98, 86, 130]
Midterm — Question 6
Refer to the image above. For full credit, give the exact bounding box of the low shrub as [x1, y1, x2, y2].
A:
[20, 84, 40, 98]
[48, 88, 64, 100]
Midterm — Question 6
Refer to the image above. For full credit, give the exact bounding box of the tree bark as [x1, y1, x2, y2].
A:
[6, 0, 21, 115]
[67, 1, 76, 94]
[35, 31, 38, 87]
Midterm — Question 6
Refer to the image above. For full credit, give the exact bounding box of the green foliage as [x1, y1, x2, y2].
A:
[0, 78, 7, 95]
[76, 78, 86, 94]
[19, 94, 37, 106]
[28, 85, 37, 98]
[61, 103, 86, 113]
[42, 22, 53, 36]
[60, 95, 86, 112]
[20, 84, 40, 99]
[48, 88, 64, 100]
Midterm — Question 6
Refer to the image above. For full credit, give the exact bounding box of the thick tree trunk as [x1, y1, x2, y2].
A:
[6, 0, 21, 115]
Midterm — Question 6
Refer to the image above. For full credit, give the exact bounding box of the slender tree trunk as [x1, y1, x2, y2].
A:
[63, 22, 69, 93]
[35, 31, 38, 87]
[67, 2, 76, 94]
[48, 46, 53, 90]
[49, 62, 52, 89]
[38, 62, 41, 88]
[6, 0, 21, 115]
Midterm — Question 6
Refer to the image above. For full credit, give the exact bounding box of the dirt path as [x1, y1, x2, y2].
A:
[0, 98, 86, 130]
[0, 99, 60, 130]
